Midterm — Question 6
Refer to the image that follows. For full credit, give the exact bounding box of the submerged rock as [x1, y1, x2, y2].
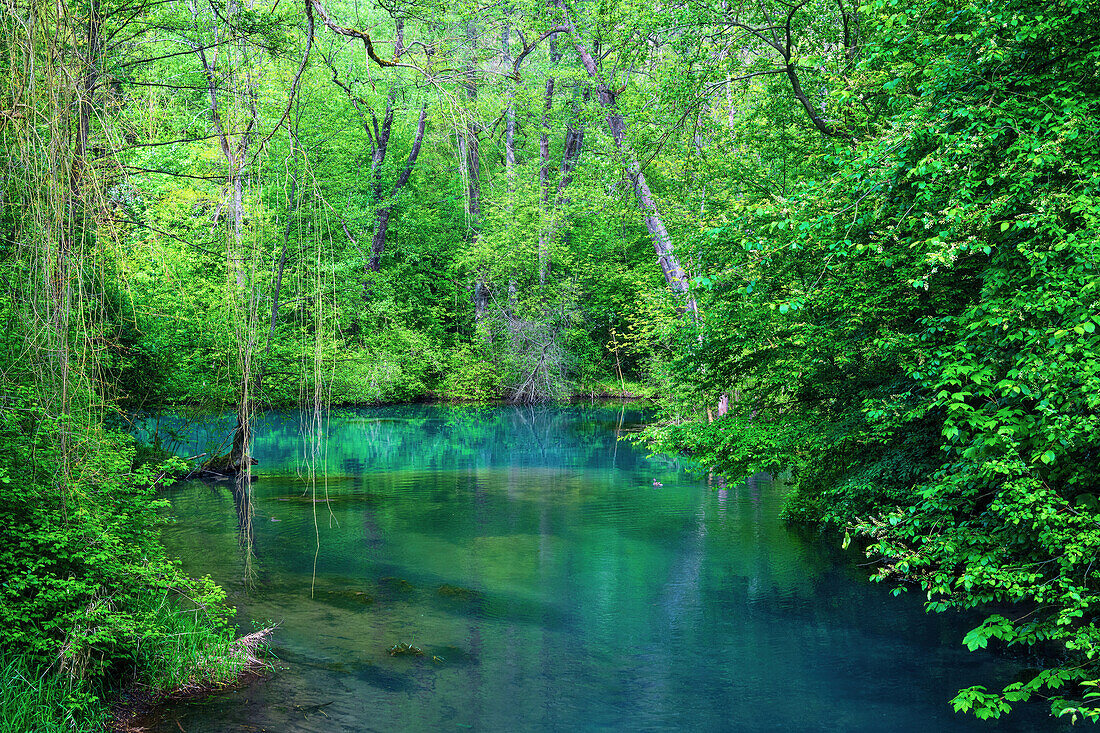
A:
[435, 645, 476, 666]
[315, 589, 375, 608]
[437, 584, 480, 601]
[378, 576, 414, 593]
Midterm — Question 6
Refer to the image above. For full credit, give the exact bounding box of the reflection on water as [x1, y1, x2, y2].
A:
[153, 404, 1062, 732]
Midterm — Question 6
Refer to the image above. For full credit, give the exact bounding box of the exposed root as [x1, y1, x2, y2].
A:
[187, 452, 258, 480]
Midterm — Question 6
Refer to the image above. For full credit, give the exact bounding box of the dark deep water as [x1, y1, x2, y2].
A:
[148, 404, 1064, 732]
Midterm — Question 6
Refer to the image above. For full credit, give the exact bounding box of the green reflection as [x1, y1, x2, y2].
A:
[155, 404, 1063, 733]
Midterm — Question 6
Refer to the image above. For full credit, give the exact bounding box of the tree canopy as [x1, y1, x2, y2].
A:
[1, 0, 1099, 725]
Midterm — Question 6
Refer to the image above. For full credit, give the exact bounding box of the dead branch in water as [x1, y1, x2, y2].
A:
[109, 627, 277, 732]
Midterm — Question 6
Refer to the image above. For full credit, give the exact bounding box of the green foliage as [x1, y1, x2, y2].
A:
[439, 342, 505, 402]
[0, 390, 250, 724]
[648, 0, 1100, 718]
[0, 654, 104, 733]
[328, 329, 446, 404]
[6, 0, 1099, 722]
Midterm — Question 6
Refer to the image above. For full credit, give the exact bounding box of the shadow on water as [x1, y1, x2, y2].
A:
[152, 404, 1070, 733]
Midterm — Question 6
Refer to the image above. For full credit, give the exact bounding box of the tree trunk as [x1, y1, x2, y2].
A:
[192, 2, 259, 473]
[367, 103, 427, 272]
[267, 157, 296, 359]
[323, 23, 426, 276]
[604, 106, 691, 300]
[503, 22, 517, 310]
[463, 20, 488, 335]
[537, 36, 561, 288]
[264, 108, 303, 374]
[71, 0, 101, 198]
[368, 207, 393, 273]
[503, 22, 516, 189]
[561, 15, 696, 311]
[536, 87, 588, 282]
[555, 86, 588, 201]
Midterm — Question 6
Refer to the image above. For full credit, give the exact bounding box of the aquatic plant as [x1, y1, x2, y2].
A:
[387, 643, 424, 657]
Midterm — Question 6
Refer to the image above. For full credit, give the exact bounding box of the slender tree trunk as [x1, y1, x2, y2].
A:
[561, 14, 696, 311]
[52, 0, 103, 497]
[463, 20, 489, 334]
[359, 85, 395, 278]
[604, 106, 691, 300]
[71, 0, 101, 199]
[264, 109, 303, 374]
[267, 165, 295, 356]
[231, 21, 260, 476]
[537, 37, 560, 289]
[370, 92, 396, 210]
[367, 103, 427, 272]
[369, 207, 393, 272]
[537, 86, 588, 280]
[191, 1, 259, 472]
[555, 86, 588, 201]
[323, 23, 426, 276]
[501, 19, 519, 320]
[502, 21, 516, 189]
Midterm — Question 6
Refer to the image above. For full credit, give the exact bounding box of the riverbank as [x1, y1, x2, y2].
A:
[109, 629, 274, 733]
[0, 405, 276, 733]
[2, 618, 274, 733]
[125, 380, 658, 413]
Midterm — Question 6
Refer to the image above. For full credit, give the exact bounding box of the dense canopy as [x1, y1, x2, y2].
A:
[1, 0, 1098, 726]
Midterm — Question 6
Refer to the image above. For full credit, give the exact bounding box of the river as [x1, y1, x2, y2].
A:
[148, 404, 1063, 731]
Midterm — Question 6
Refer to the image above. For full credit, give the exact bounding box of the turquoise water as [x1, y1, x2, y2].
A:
[151, 404, 1062, 732]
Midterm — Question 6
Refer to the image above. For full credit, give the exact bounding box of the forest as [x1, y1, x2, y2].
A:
[1, 0, 1098, 727]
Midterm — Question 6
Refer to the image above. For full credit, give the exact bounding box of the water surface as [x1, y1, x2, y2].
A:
[152, 404, 1062, 732]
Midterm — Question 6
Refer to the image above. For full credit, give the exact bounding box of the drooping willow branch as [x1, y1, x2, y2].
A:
[255, 0, 314, 155]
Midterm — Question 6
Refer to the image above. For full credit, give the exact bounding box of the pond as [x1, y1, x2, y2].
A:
[150, 404, 1063, 732]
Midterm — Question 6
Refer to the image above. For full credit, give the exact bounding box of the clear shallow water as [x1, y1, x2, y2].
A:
[152, 404, 1062, 732]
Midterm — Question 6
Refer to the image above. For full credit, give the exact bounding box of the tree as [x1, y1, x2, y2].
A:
[645, 0, 1100, 718]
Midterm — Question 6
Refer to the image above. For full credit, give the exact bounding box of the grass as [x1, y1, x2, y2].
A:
[128, 588, 273, 697]
[2, 588, 273, 733]
[0, 655, 104, 733]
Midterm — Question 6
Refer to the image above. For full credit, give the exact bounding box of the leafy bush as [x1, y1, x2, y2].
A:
[328, 329, 445, 404]
[0, 391, 252, 726]
[438, 343, 504, 402]
[649, 0, 1100, 718]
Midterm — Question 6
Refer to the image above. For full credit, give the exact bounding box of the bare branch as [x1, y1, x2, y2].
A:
[511, 25, 571, 79]
[310, 0, 424, 72]
[255, 0, 315, 155]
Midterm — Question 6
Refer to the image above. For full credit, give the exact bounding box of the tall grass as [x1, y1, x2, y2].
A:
[1, 587, 272, 732]
[0, 656, 104, 733]
[129, 587, 273, 697]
